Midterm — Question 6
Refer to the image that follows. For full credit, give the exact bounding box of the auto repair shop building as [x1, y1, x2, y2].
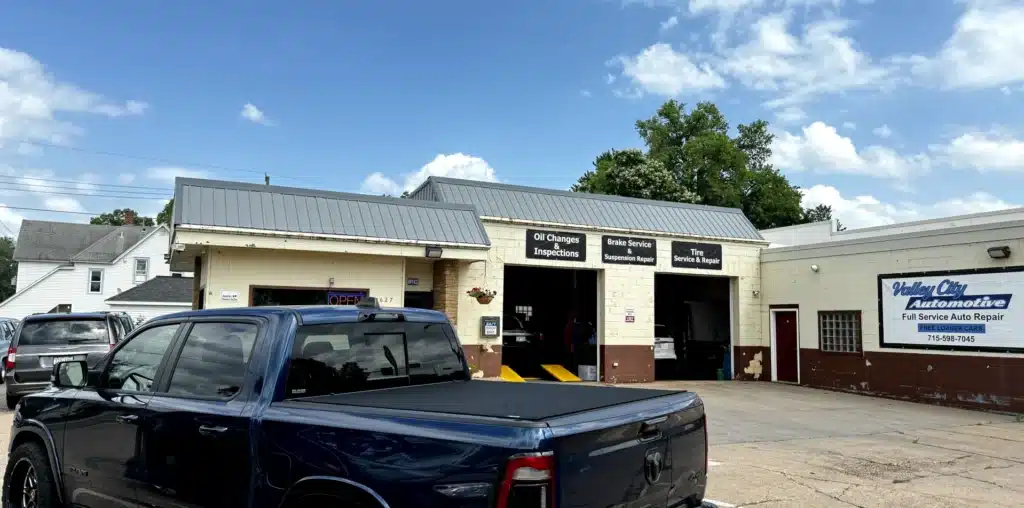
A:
[168, 177, 767, 383]
[759, 212, 1024, 413]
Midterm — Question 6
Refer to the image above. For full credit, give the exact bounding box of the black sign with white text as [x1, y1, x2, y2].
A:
[526, 229, 587, 262]
[602, 235, 656, 265]
[671, 241, 723, 270]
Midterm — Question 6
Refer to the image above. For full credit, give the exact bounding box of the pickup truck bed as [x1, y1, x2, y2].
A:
[298, 380, 682, 421]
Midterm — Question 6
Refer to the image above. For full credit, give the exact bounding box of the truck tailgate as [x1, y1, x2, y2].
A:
[548, 390, 706, 508]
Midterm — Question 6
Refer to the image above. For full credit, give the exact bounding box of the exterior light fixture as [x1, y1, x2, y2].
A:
[987, 246, 1011, 259]
[425, 246, 443, 259]
[752, 290, 761, 298]
[810, 264, 820, 272]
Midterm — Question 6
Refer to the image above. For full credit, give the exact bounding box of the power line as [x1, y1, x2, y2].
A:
[0, 181, 170, 198]
[0, 175, 171, 192]
[13, 138, 323, 180]
[0, 204, 99, 216]
[0, 186, 167, 201]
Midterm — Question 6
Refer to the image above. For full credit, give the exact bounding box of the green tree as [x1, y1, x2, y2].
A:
[0, 236, 16, 302]
[90, 208, 155, 227]
[156, 200, 173, 226]
[575, 99, 831, 230]
[802, 204, 834, 223]
[572, 149, 696, 202]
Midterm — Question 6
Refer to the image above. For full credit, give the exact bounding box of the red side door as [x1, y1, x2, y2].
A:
[775, 311, 799, 383]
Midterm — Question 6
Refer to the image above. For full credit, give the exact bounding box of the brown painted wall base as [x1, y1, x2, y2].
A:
[600, 345, 655, 383]
[464, 345, 503, 378]
[733, 346, 772, 381]
[800, 349, 1024, 414]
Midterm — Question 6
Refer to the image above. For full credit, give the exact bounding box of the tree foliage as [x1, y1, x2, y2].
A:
[157, 200, 173, 226]
[0, 236, 15, 302]
[573, 100, 842, 230]
[90, 208, 155, 227]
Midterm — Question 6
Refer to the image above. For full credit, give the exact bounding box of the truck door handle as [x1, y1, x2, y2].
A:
[638, 422, 662, 443]
[115, 414, 138, 424]
[198, 425, 228, 436]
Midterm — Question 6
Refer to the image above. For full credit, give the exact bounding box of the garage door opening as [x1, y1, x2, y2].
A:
[502, 266, 598, 381]
[250, 286, 368, 306]
[654, 274, 731, 381]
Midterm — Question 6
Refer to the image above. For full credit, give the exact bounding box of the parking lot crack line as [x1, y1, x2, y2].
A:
[745, 464, 866, 508]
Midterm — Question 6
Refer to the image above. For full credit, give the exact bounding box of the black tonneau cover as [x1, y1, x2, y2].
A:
[298, 380, 682, 421]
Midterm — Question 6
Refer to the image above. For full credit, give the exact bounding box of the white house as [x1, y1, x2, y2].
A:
[1, 220, 193, 321]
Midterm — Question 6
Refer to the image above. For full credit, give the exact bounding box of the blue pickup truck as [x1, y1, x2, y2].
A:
[3, 299, 708, 508]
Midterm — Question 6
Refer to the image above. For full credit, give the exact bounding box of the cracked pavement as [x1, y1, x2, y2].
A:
[639, 381, 1023, 508]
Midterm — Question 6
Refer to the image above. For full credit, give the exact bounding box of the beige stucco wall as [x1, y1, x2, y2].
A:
[761, 221, 1024, 358]
[202, 247, 407, 309]
[455, 221, 764, 348]
[404, 260, 434, 292]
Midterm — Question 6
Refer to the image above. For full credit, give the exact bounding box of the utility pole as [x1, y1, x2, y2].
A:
[265, 173, 270, 185]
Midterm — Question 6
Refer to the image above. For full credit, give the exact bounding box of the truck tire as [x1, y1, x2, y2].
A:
[2, 441, 60, 508]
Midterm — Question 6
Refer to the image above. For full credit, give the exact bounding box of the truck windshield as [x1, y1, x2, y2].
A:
[17, 319, 109, 346]
[286, 320, 468, 398]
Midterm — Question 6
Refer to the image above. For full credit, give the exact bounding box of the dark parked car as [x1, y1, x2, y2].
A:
[4, 299, 709, 508]
[4, 312, 124, 408]
[0, 317, 18, 381]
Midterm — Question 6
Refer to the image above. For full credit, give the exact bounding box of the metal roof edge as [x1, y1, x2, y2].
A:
[425, 176, 749, 215]
[173, 177, 481, 214]
[479, 216, 770, 245]
[174, 224, 493, 248]
[406, 178, 435, 200]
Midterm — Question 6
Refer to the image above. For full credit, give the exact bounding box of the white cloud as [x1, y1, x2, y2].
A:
[872, 124, 892, 138]
[771, 121, 931, 180]
[44, 196, 85, 213]
[360, 153, 499, 196]
[118, 173, 136, 184]
[930, 130, 1024, 173]
[660, 16, 680, 31]
[240, 103, 273, 126]
[0, 46, 146, 147]
[614, 43, 727, 97]
[0, 205, 24, 237]
[842, 121, 855, 130]
[902, 0, 1024, 90]
[716, 14, 897, 108]
[580, 89, 593, 98]
[801, 184, 1016, 229]
[147, 167, 211, 183]
[774, 106, 806, 124]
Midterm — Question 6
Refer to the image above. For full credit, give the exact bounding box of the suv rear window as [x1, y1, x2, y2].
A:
[17, 319, 109, 346]
[285, 321, 467, 398]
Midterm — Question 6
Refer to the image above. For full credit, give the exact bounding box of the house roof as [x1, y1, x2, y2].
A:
[172, 178, 491, 247]
[13, 220, 161, 263]
[106, 275, 193, 303]
[407, 177, 765, 242]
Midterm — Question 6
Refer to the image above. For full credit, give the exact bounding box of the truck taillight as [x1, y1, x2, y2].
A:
[496, 451, 555, 508]
[6, 347, 15, 370]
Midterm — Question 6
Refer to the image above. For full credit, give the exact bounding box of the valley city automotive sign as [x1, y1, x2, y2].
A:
[879, 269, 1023, 353]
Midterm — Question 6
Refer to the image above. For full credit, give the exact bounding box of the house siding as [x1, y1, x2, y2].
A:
[1, 228, 184, 318]
[15, 261, 62, 293]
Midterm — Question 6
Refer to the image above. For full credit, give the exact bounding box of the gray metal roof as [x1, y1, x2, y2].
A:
[107, 275, 193, 303]
[408, 177, 765, 242]
[14, 220, 157, 263]
[173, 178, 491, 247]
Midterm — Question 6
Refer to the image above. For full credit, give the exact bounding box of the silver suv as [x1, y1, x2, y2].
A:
[5, 312, 124, 409]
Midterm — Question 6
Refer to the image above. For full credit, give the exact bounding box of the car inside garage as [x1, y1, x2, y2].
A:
[501, 265, 598, 380]
[654, 273, 732, 380]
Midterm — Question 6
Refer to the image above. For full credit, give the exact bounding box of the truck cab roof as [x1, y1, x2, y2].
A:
[150, 303, 451, 326]
[23, 312, 113, 322]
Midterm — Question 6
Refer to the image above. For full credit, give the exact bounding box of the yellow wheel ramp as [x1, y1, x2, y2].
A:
[500, 365, 526, 382]
[540, 364, 582, 382]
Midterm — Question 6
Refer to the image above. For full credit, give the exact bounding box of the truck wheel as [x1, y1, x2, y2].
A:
[2, 442, 60, 508]
[291, 493, 368, 508]
[6, 395, 20, 410]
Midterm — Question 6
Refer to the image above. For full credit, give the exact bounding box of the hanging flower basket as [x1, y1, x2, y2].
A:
[467, 287, 497, 304]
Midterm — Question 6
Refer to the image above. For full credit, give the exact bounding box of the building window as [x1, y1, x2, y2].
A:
[818, 311, 862, 353]
[134, 258, 149, 284]
[88, 269, 104, 294]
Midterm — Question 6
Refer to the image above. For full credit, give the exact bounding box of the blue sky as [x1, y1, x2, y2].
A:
[1, 0, 1023, 233]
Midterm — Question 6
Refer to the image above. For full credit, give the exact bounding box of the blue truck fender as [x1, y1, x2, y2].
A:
[278, 476, 391, 508]
[9, 419, 65, 504]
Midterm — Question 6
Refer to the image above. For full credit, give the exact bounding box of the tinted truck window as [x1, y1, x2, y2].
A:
[286, 321, 467, 398]
[18, 319, 109, 346]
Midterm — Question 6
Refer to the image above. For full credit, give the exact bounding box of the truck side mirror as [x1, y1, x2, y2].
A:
[52, 360, 88, 389]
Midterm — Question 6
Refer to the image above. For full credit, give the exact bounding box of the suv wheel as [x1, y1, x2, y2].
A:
[3, 442, 60, 508]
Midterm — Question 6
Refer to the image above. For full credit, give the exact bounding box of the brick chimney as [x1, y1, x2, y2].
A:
[124, 209, 135, 225]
